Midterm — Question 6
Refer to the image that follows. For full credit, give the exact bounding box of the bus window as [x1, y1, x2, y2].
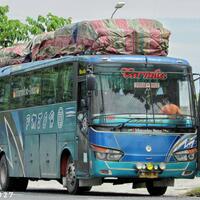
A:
[10, 75, 25, 109]
[41, 68, 58, 105]
[0, 78, 10, 111]
[24, 71, 42, 107]
[56, 63, 74, 103]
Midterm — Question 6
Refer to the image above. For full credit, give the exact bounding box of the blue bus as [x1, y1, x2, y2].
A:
[0, 55, 198, 195]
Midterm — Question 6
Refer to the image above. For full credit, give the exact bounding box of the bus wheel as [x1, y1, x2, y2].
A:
[0, 155, 14, 191]
[146, 182, 167, 196]
[65, 156, 79, 194]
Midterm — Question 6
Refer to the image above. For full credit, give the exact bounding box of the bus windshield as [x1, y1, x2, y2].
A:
[91, 65, 195, 129]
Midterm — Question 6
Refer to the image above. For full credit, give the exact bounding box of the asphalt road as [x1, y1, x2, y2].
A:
[5, 178, 200, 200]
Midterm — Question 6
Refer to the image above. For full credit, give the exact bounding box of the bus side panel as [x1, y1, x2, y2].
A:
[23, 102, 77, 179]
[0, 102, 77, 179]
[0, 112, 25, 177]
[57, 103, 77, 178]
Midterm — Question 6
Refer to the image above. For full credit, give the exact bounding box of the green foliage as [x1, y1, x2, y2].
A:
[26, 13, 72, 35]
[0, 6, 72, 48]
[0, 6, 29, 47]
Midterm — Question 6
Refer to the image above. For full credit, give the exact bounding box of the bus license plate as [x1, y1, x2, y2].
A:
[139, 172, 158, 178]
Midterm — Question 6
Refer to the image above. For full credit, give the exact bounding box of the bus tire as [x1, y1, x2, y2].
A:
[0, 155, 14, 191]
[65, 156, 80, 194]
[146, 182, 167, 196]
[12, 178, 28, 191]
[79, 186, 92, 193]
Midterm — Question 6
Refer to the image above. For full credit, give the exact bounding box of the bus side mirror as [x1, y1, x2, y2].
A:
[87, 75, 96, 91]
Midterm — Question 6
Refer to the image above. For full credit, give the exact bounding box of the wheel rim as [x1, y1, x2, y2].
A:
[66, 162, 76, 188]
[0, 162, 7, 186]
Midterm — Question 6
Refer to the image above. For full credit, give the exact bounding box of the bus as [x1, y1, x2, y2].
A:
[0, 55, 198, 196]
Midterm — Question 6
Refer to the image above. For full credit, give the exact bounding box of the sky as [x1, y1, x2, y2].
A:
[1, 0, 200, 75]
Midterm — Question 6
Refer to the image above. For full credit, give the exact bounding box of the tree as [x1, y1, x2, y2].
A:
[0, 6, 29, 47]
[26, 13, 72, 35]
[0, 5, 72, 48]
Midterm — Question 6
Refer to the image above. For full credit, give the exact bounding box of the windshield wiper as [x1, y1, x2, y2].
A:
[144, 88, 151, 126]
[111, 118, 141, 131]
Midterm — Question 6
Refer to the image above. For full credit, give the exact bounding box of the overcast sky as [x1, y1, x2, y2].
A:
[1, 0, 200, 74]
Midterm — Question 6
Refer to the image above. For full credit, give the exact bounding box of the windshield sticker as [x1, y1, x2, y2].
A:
[134, 82, 160, 89]
[79, 68, 86, 75]
[121, 68, 167, 80]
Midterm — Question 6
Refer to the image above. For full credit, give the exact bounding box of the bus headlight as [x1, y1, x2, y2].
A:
[91, 145, 123, 161]
[174, 148, 197, 162]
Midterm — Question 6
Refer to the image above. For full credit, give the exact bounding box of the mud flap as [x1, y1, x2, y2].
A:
[62, 177, 67, 187]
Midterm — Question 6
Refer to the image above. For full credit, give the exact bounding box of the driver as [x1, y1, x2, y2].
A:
[161, 103, 182, 115]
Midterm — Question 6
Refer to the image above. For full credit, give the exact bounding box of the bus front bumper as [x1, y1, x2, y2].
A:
[90, 160, 196, 179]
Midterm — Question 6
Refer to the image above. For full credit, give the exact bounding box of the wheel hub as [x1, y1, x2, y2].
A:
[66, 163, 76, 186]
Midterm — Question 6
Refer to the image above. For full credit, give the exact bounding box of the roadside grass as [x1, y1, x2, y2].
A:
[185, 187, 200, 197]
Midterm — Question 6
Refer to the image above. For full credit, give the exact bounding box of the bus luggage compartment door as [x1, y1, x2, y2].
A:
[25, 135, 40, 177]
[40, 134, 57, 178]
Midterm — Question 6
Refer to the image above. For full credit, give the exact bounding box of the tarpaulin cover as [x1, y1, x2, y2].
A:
[0, 19, 171, 66]
[0, 43, 31, 67]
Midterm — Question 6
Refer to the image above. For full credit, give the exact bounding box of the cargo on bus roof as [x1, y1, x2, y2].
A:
[0, 18, 170, 68]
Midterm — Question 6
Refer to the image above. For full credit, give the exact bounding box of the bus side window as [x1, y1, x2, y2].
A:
[56, 63, 74, 103]
[41, 68, 58, 105]
[0, 78, 10, 111]
[24, 71, 42, 107]
[10, 75, 25, 109]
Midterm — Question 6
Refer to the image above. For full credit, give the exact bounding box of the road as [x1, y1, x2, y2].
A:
[6, 178, 200, 200]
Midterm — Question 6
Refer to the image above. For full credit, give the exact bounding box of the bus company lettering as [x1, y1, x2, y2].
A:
[121, 68, 167, 80]
[25, 109, 63, 131]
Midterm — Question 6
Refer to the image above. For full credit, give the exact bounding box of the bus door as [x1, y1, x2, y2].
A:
[75, 77, 90, 177]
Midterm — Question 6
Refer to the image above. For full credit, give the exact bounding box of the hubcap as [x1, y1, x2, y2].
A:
[66, 162, 76, 187]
